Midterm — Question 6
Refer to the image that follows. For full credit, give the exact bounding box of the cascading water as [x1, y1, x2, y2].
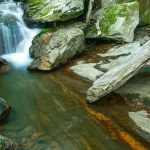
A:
[0, 0, 40, 66]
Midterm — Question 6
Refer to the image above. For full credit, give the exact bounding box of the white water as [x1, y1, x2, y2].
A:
[0, 0, 41, 66]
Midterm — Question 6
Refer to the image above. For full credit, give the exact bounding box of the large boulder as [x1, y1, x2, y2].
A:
[28, 24, 85, 71]
[0, 97, 11, 121]
[24, 0, 84, 23]
[116, 0, 150, 26]
[86, 2, 139, 42]
[0, 135, 18, 150]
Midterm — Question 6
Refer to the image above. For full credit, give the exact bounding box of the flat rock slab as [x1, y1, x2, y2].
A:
[71, 63, 104, 81]
[129, 110, 150, 134]
[87, 41, 150, 103]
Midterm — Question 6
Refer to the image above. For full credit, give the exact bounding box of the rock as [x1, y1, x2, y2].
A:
[24, 0, 84, 23]
[71, 63, 104, 81]
[0, 58, 11, 73]
[100, 0, 116, 8]
[86, 2, 139, 43]
[0, 135, 18, 150]
[71, 42, 140, 82]
[135, 25, 150, 45]
[86, 41, 150, 103]
[28, 24, 85, 71]
[0, 97, 11, 121]
[129, 110, 150, 134]
[116, 0, 150, 26]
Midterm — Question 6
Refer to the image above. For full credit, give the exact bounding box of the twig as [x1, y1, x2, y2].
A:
[85, 0, 95, 27]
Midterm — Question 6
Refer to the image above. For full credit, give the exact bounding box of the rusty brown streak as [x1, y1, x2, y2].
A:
[49, 75, 147, 150]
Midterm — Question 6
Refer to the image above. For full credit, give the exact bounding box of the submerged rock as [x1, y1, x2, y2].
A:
[0, 58, 10, 73]
[0, 97, 11, 121]
[0, 135, 18, 150]
[129, 110, 150, 134]
[28, 24, 85, 71]
[86, 2, 139, 42]
[24, 0, 84, 23]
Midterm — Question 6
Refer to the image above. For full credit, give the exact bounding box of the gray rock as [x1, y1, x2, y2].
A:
[28, 24, 85, 71]
[0, 58, 7, 65]
[135, 26, 150, 45]
[116, 0, 150, 26]
[101, 0, 116, 8]
[129, 110, 150, 134]
[86, 41, 150, 103]
[71, 42, 141, 83]
[0, 58, 10, 73]
[70, 63, 104, 81]
[0, 98, 11, 121]
[24, 0, 85, 23]
[86, 2, 139, 43]
[0, 135, 18, 150]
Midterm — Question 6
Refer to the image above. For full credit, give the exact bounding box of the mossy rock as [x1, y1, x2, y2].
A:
[24, 0, 84, 23]
[116, 0, 150, 26]
[86, 2, 139, 42]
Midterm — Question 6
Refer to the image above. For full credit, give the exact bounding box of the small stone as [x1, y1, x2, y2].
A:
[0, 98, 11, 121]
[129, 110, 150, 134]
[0, 58, 11, 73]
[0, 135, 18, 150]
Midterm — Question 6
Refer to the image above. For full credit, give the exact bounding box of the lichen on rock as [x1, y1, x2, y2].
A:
[24, 0, 85, 23]
[86, 2, 139, 42]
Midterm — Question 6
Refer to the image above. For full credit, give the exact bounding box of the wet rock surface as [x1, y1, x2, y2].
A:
[0, 58, 11, 73]
[129, 110, 150, 134]
[71, 63, 104, 81]
[0, 135, 18, 150]
[28, 24, 85, 71]
[0, 97, 11, 122]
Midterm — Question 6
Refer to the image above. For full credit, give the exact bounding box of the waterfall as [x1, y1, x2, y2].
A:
[0, 0, 41, 66]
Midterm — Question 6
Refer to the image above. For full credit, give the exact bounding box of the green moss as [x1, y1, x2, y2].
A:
[0, 144, 2, 150]
[88, 25, 97, 34]
[24, 0, 84, 23]
[100, 5, 118, 34]
[116, 0, 150, 26]
[100, 3, 137, 34]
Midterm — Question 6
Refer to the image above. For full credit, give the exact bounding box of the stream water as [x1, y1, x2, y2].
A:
[0, 0, 40, 66]
[0, 0, 150, 150]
